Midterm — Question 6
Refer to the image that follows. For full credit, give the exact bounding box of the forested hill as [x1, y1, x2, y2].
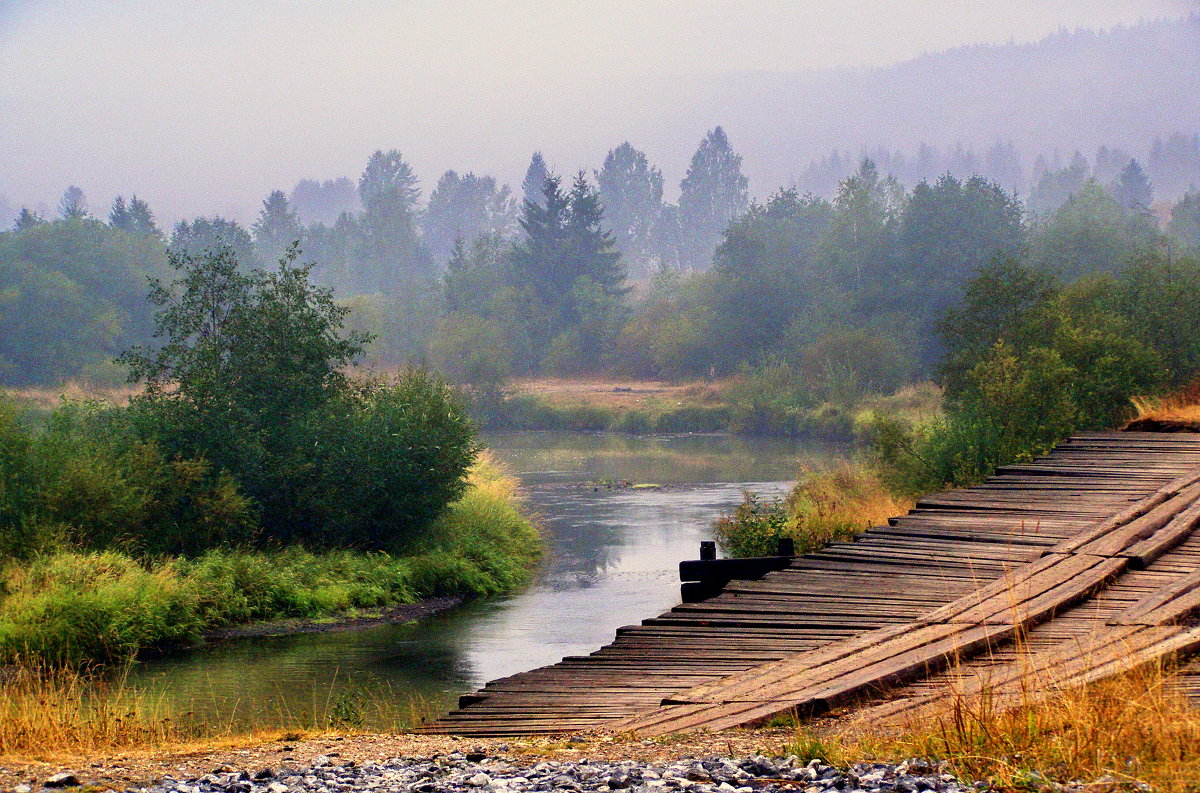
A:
[623, 15, 1199, 196]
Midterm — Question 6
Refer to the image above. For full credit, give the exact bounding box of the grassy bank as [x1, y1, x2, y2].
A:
[479, 378, 941, 440]
[0, 453, 540, 666]
[793, 663, 1200, 792]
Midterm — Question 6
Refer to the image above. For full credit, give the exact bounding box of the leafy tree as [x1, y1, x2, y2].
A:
[301, 211, 360, 293]
[355, 149, 430, 291]
[938, 257, 1059, 394]
[58, 186, 88, 219]
[595, 142, 664, 277]
[429, 311, 515, 397]
[1116, 252, 1200, 386]
[1148, 132, 1200, 199]
[678, 127, 749, 269]
[521, 152, 550, 208]
[893, 174, 1025, 362]
[706, 190, 832, 369]
[252, 190, 303, 265]
[1028, 152, 1089, 216]
[1028, 180, 1156, 278]
[0, 217, 169, 385]
[821, 158, 902, 294]
[289, 177, 360, 225]
[423, 171, 515, 266]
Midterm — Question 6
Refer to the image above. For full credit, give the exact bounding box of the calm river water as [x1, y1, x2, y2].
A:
[129, 431, 844, 728]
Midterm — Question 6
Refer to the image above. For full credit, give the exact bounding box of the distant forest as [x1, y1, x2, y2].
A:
[3, 121, 1200, 401]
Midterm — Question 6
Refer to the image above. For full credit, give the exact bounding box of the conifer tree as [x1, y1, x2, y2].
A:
[1111, 159, 1154, 214]
[127, 196, 160, 237]
[13, 207, 44, 231]
[521, 152, 550, 209]
[253, 190, 304, 264]
[109, 195, 131, 230]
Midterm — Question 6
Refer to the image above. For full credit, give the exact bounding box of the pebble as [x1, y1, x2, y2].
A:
[106, 754, 981, 793]
[44, 774, 81, 789]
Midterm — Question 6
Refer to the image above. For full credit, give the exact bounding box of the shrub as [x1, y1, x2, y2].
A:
[714, 464, 909, 558]
[712, 491, 790, 558]
[280, 370, 480, 551]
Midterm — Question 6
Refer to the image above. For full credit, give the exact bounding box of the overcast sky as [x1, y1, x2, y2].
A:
[1, 0, 1195, 223]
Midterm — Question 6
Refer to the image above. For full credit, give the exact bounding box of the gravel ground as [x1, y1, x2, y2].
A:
[94, 753, 974, 793]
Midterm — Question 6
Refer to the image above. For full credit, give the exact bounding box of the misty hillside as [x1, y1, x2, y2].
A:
[628, 16, 1199, 195]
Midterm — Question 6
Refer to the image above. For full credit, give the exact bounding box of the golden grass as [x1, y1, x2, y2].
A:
[1129, 377, 1200, 429]
[0, 662, 186, 758]
[0, 661, 444, 763]
[784, 462, 914, 551]
[794, 663, 1200, 791]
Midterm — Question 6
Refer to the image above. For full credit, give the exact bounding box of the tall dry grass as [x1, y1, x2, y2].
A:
[0, 662, 184, 757]
[793, 663, 1200, 792]
[1130, 377, 1200, 428]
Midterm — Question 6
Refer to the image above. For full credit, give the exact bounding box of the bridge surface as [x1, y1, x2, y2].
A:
[421, 432, 1200, 737]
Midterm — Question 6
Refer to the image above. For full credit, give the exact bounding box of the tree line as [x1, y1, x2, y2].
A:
[3, 129, 1200, 400]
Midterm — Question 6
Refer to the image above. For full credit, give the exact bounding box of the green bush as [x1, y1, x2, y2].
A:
[278, 371, 480, 551]
[712, 491, 791, 558]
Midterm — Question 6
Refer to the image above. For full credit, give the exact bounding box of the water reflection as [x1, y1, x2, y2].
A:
[130, 432, 843, 728]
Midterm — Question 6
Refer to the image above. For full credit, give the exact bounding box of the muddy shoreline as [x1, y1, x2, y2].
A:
[199, 595, 466, 642]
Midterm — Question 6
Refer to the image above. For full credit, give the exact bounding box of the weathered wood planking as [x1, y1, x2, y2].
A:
[420, 432, 1200, 737]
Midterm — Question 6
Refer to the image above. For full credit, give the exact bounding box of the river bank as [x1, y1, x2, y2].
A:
[0, 736, 968, 793]
[198, 596, 466, 642]
[481, 378, 941, 441]
[0, 453, 541, 669]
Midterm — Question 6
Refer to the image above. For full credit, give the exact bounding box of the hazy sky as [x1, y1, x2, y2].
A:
[1, 0, 1195, 223]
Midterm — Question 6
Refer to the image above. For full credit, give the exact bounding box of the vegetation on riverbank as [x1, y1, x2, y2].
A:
[0, 246, 542, 670]
[0, 453, 539, 665]
[712, 464, 909, 558]
[471, 378, 942, 441]
[792, 664, 1200, 792]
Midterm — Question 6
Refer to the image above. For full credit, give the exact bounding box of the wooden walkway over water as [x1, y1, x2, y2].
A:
[421, 432, 1200, 737]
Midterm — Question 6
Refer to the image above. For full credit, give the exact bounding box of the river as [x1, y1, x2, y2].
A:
[129, 431, 845, 729]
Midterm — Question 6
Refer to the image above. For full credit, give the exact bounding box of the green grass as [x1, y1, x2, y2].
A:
[0, 453, 541, 665]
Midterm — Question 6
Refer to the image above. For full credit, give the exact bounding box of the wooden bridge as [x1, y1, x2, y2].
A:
[421, 432, 1200, 737]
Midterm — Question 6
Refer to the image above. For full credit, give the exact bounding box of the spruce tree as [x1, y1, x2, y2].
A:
[13, 207, 43, 231]
[127, 196, 160, 237]
[109, 196, 131, 230]
[521, 152, 550, 208]
[566, 171, 626, 300]
[253, 190, 304, 264]
[1112, 159, 1154, 214]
